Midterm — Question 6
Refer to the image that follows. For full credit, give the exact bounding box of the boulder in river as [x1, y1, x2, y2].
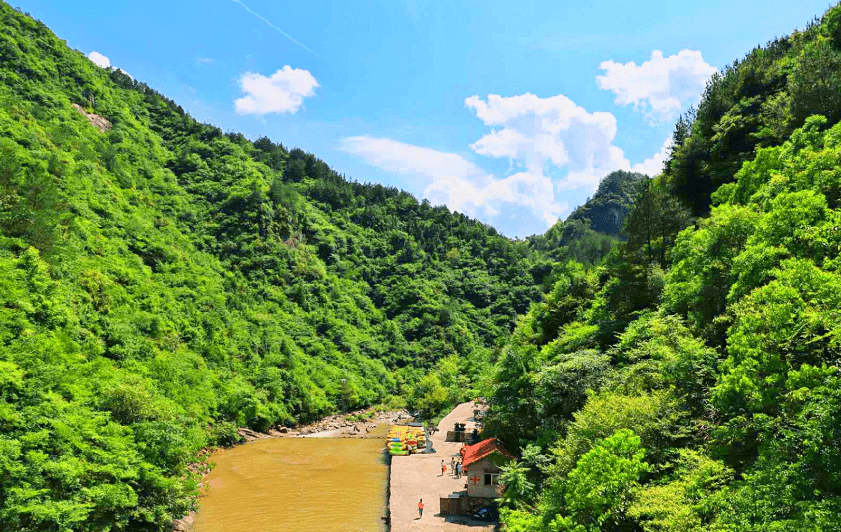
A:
[171, 511, 194, 531]
[237, 428, 267, 441]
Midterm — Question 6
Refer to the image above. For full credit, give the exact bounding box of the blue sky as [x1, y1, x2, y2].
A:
[18, 0, 835, 237]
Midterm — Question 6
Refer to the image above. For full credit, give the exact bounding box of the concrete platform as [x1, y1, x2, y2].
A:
[389, 402, 494, 532]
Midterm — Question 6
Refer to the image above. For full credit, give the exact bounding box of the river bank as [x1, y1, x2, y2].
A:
[388, 401, 494, 532]
[172, 406, 410, 531]
[237, 407, 412, 440]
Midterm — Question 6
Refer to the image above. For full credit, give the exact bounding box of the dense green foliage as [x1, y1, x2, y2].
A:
[0, 3, 551, 529]
[487, 5, 841, 531]
[666, 6, 841, 216]
[528, 170, 644, 267]
[565, 170, 645, 237]
[4, 1, 841, 530]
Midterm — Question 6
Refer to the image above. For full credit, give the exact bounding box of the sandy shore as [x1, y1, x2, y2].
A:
[389, 402, 494, 532]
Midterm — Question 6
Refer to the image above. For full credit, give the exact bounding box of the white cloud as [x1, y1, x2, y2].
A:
[470, 128, 533, 162]
[342, 92, 671, 234]
[423, 175, 500, 218]
[88, 51, 111, 69]
[424, 171, 568, 227]
[631, 136, 672, 177]
[338, 136, 486, 182]
[465, 93, 630, 191]
[234, 66, 319, 115]
[197, 57, 214, 64]
[338, 136, 567, 225]
[88, 50, 132, 79]
[597, 50, 717, 123]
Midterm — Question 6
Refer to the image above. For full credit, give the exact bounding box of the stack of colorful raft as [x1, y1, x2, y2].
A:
[386, 425, 427, 455]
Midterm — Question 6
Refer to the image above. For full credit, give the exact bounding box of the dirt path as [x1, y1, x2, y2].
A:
[389, 402, 494, 532]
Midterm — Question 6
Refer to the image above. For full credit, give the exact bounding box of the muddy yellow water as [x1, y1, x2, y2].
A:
[192, 434, 389, 532]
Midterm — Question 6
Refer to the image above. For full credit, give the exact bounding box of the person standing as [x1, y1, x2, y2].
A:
[418, 499, 424, 518]
[441, 460, 446, 476]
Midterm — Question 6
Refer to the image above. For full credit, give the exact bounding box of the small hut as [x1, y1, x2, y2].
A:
[461, 437, 514, 499]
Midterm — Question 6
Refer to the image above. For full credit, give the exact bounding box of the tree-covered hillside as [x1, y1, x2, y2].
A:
[0, 2, 547, 529]
[565, 170, 645, 237]
[528, 170, 645, 267]
[486, 4, 841, 531]
[4, 0, 841, 530]
[666, 6, 841, 216]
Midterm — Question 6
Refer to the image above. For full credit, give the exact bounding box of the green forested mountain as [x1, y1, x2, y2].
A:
[528, 170, 645, 267]
[3, 0, 841, 531]
[486, 5, 841, 531]
[565, 170, 645, 237]
[666, 7, 841, 216]
[0, 3, 545, 529]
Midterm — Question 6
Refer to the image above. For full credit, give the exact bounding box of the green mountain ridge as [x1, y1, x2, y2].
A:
[0, 3, 549, 529]
[566, 170, 646, 237]
[4, 0, 841, 530]
[528, 170, 646, 267]
[486, 3, 841, 531]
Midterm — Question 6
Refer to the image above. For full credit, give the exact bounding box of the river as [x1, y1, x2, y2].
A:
[191, 430, 390, 532]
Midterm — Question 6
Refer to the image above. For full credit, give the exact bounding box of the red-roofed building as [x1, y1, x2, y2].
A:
[460, 437, 514, 498]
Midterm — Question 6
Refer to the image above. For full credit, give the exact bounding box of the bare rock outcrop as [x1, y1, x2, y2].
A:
[236, 427, 269, 441]
[171, 511, 195, 532]
[72, 103, 111, 132]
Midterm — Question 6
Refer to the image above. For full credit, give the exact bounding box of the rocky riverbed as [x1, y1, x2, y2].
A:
[235, 407, 411, 440]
